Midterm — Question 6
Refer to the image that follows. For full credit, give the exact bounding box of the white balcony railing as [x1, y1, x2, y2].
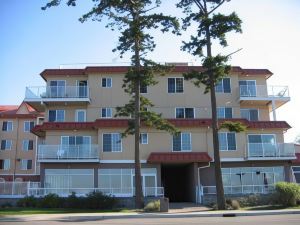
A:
[38, 145, 99, 161]
[28, 187, 164, 198]
[203, 184, 275, 195]
[0, 182, 41, 197]
[25, 86, 89, 99]
[239, 85, 289, 98]
[247, 143, 295, 158]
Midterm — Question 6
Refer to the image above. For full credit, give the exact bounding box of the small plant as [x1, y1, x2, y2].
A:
[38, 193, 63, 208]
[275, 182, 300, 207]
[1, 202, 12, 208]
[17, 195, 38, 208]
[144, 200, 160, 212]
[84, 191, 118, 209]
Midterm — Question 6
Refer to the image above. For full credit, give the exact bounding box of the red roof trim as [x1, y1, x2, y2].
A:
[292, 153, 300, 164]
[147, 152, 212, 163]
[40, 66, 272, 80]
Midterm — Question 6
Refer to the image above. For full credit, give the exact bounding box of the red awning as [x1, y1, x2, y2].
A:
[292, 153, 300, 164]
[147, 152, 212, 163]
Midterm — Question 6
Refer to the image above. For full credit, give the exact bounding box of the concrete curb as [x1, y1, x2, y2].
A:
[1, 209, 300, 222]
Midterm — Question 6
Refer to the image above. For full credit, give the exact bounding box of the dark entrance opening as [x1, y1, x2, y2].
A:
[161, 164, 193, 202]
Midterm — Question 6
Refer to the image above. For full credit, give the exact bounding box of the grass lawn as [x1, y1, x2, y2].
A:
[0, 208, 134, 216]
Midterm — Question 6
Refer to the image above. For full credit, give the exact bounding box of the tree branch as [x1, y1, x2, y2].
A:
[193, 0, 205, 12]
[208, 0, 226, 15]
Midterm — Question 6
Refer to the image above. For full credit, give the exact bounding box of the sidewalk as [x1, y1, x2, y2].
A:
[1, 209, 300, 222]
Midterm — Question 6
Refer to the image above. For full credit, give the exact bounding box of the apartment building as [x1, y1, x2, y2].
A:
[0, 102, 43, 182]
[23, 65, 295, 202]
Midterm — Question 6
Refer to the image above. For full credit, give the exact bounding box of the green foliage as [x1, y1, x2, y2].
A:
[17, 195, 38, 208]
[275, 182, 300, 207]
[219, 121, 247, 132]
[37, 193, 63, 208]
[84, 191, 118, 209]
[144, 200, 160, 212]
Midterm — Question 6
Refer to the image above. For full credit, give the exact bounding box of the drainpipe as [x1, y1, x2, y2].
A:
[271, 100, 277, 121]
[197, 162, 211, 204]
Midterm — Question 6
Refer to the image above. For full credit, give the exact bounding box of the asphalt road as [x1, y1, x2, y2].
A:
[1, 214, 300, 225]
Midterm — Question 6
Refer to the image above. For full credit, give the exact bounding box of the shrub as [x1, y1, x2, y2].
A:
[238, 194, 274, 207]
[144, 200, 160, 212]
[17, 195, 38, 208]
[225, 199, 240, 210]
[275, 182, 300, 207]
[1, 202, 12, 208]
[84, 191, 118, 209]
[64, 192, 83, 209]
[38, 193, 63, 208]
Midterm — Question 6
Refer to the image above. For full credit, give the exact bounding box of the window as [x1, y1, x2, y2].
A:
[22, 140, 34, 151]
[175, 108, 194, 118]
[49, 110, 65, 122]
[168, 78, 183, 93]
[49, 80, 66, 97]
[248, 134, 276, 157]
[20, 159, 32, 170]
[0, 159, 10, 170]
[103, 133, 122, 152]
[218, 132, 236, 151]
[140, 133, 148, 144]
[1, 140, 12, 150]
[76, 110, 86, 122]
[239, 80, 257, 97]
[140, 84, 148, 94]
[217, 107, 233, 119]
[241, 109, 259, 121]
[61, 136, 91, 146]
[101, 108, 112, 118]
[215, 78, 231, 93]
[24, 121, 35, 132]
[173, 132, 191, 151]
[2, 121, 13, 131]
[101, 78, 112, 88]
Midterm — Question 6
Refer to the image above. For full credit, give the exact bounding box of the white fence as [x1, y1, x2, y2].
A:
[247, 143, 295, 158]
[0, 182, 41, 197]
[202, 184, 275, 195]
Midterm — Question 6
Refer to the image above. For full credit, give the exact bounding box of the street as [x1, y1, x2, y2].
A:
[1, 214, 300, 225]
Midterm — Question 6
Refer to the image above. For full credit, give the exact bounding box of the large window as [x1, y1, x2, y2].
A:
[241, 109, 259, 121]
[22, 140, 34, 151]
[219, 132, 236, 151]
[49, 110, 65, 122]
[0, 159, 10, 170]
[215, 78, 231, 93]
[140, 133, 148, 144]
[1, 140, 12, 150]
[292, 167, 300, 183]
[24, 121, 35, 132]
[173, 132, 191, 151]
[20, 159, 32, 170]
[175, 108, 194, 118]
[45, 169, 94, 195]
[61, 136, 91, 146]
[239, 80, 257, 97]
[248, 134, 276, 157]
[103, 133, 122, 152]
[222, 167, 284, 194]
[101, 78, 112, 88]
[98, 168, 157, 196]
[49, 80, 66, 97]
[2, 121, 13, 131]
[168, 78, 183, 93]
[217, 107, 233, 119]
[101, 108, 112, 118]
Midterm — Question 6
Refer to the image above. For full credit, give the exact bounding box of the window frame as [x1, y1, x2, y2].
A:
[101, 77, 112, 88]
[140, 133, 148, 144]
[101, 108, 113, 118]
[102, 133, 122, 152]
[172, 132, 192, 152]
[24, 121, 35, 132]
[22, 140, 34, 151]
[175, 107, 195, 119]
[20, 159, 32, 170]
[1, 140, 12, 150]
[217, 107, 233, 119]
[2, 121, 13, 132]
[75, 109, 86, 122]
[218, 132, 237, 151]
[48, 109, 65, 122]
[167, 77, 184, 93]
[240, 108, 259, 121]
[215, 78, 231, 93]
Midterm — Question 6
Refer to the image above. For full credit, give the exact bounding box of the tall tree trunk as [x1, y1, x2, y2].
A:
[132, 11, 144, 209]
[204, 5, 226, 210]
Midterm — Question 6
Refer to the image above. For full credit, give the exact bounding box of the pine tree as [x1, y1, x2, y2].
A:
[42, 0, 179, 208]
[177, 0, 243, 209]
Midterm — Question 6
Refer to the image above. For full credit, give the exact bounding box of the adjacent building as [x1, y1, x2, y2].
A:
[0, 103, 43, 182]
[23, 65, 296, 202]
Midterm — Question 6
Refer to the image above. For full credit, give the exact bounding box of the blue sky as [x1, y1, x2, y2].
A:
[0, 0, 299, 142]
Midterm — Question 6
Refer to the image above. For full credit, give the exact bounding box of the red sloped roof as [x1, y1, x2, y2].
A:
[39, 66, 272, 80]
[292, 153, 300, 164]
[147, 152, 212, 163]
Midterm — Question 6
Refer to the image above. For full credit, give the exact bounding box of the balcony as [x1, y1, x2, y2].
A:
[238, 85, 290, 109]
[38, 145, 99, 162]
[246, 143, 295, 160]
[24, 86, 90, 111]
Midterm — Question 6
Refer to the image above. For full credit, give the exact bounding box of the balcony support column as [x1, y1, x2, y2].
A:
[271, 100, 277, 121]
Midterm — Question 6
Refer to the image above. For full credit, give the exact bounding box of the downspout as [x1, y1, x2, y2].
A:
[197, 162, 211, 203]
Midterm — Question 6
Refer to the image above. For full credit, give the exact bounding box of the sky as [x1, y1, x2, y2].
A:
[0, 0, 299, 142]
